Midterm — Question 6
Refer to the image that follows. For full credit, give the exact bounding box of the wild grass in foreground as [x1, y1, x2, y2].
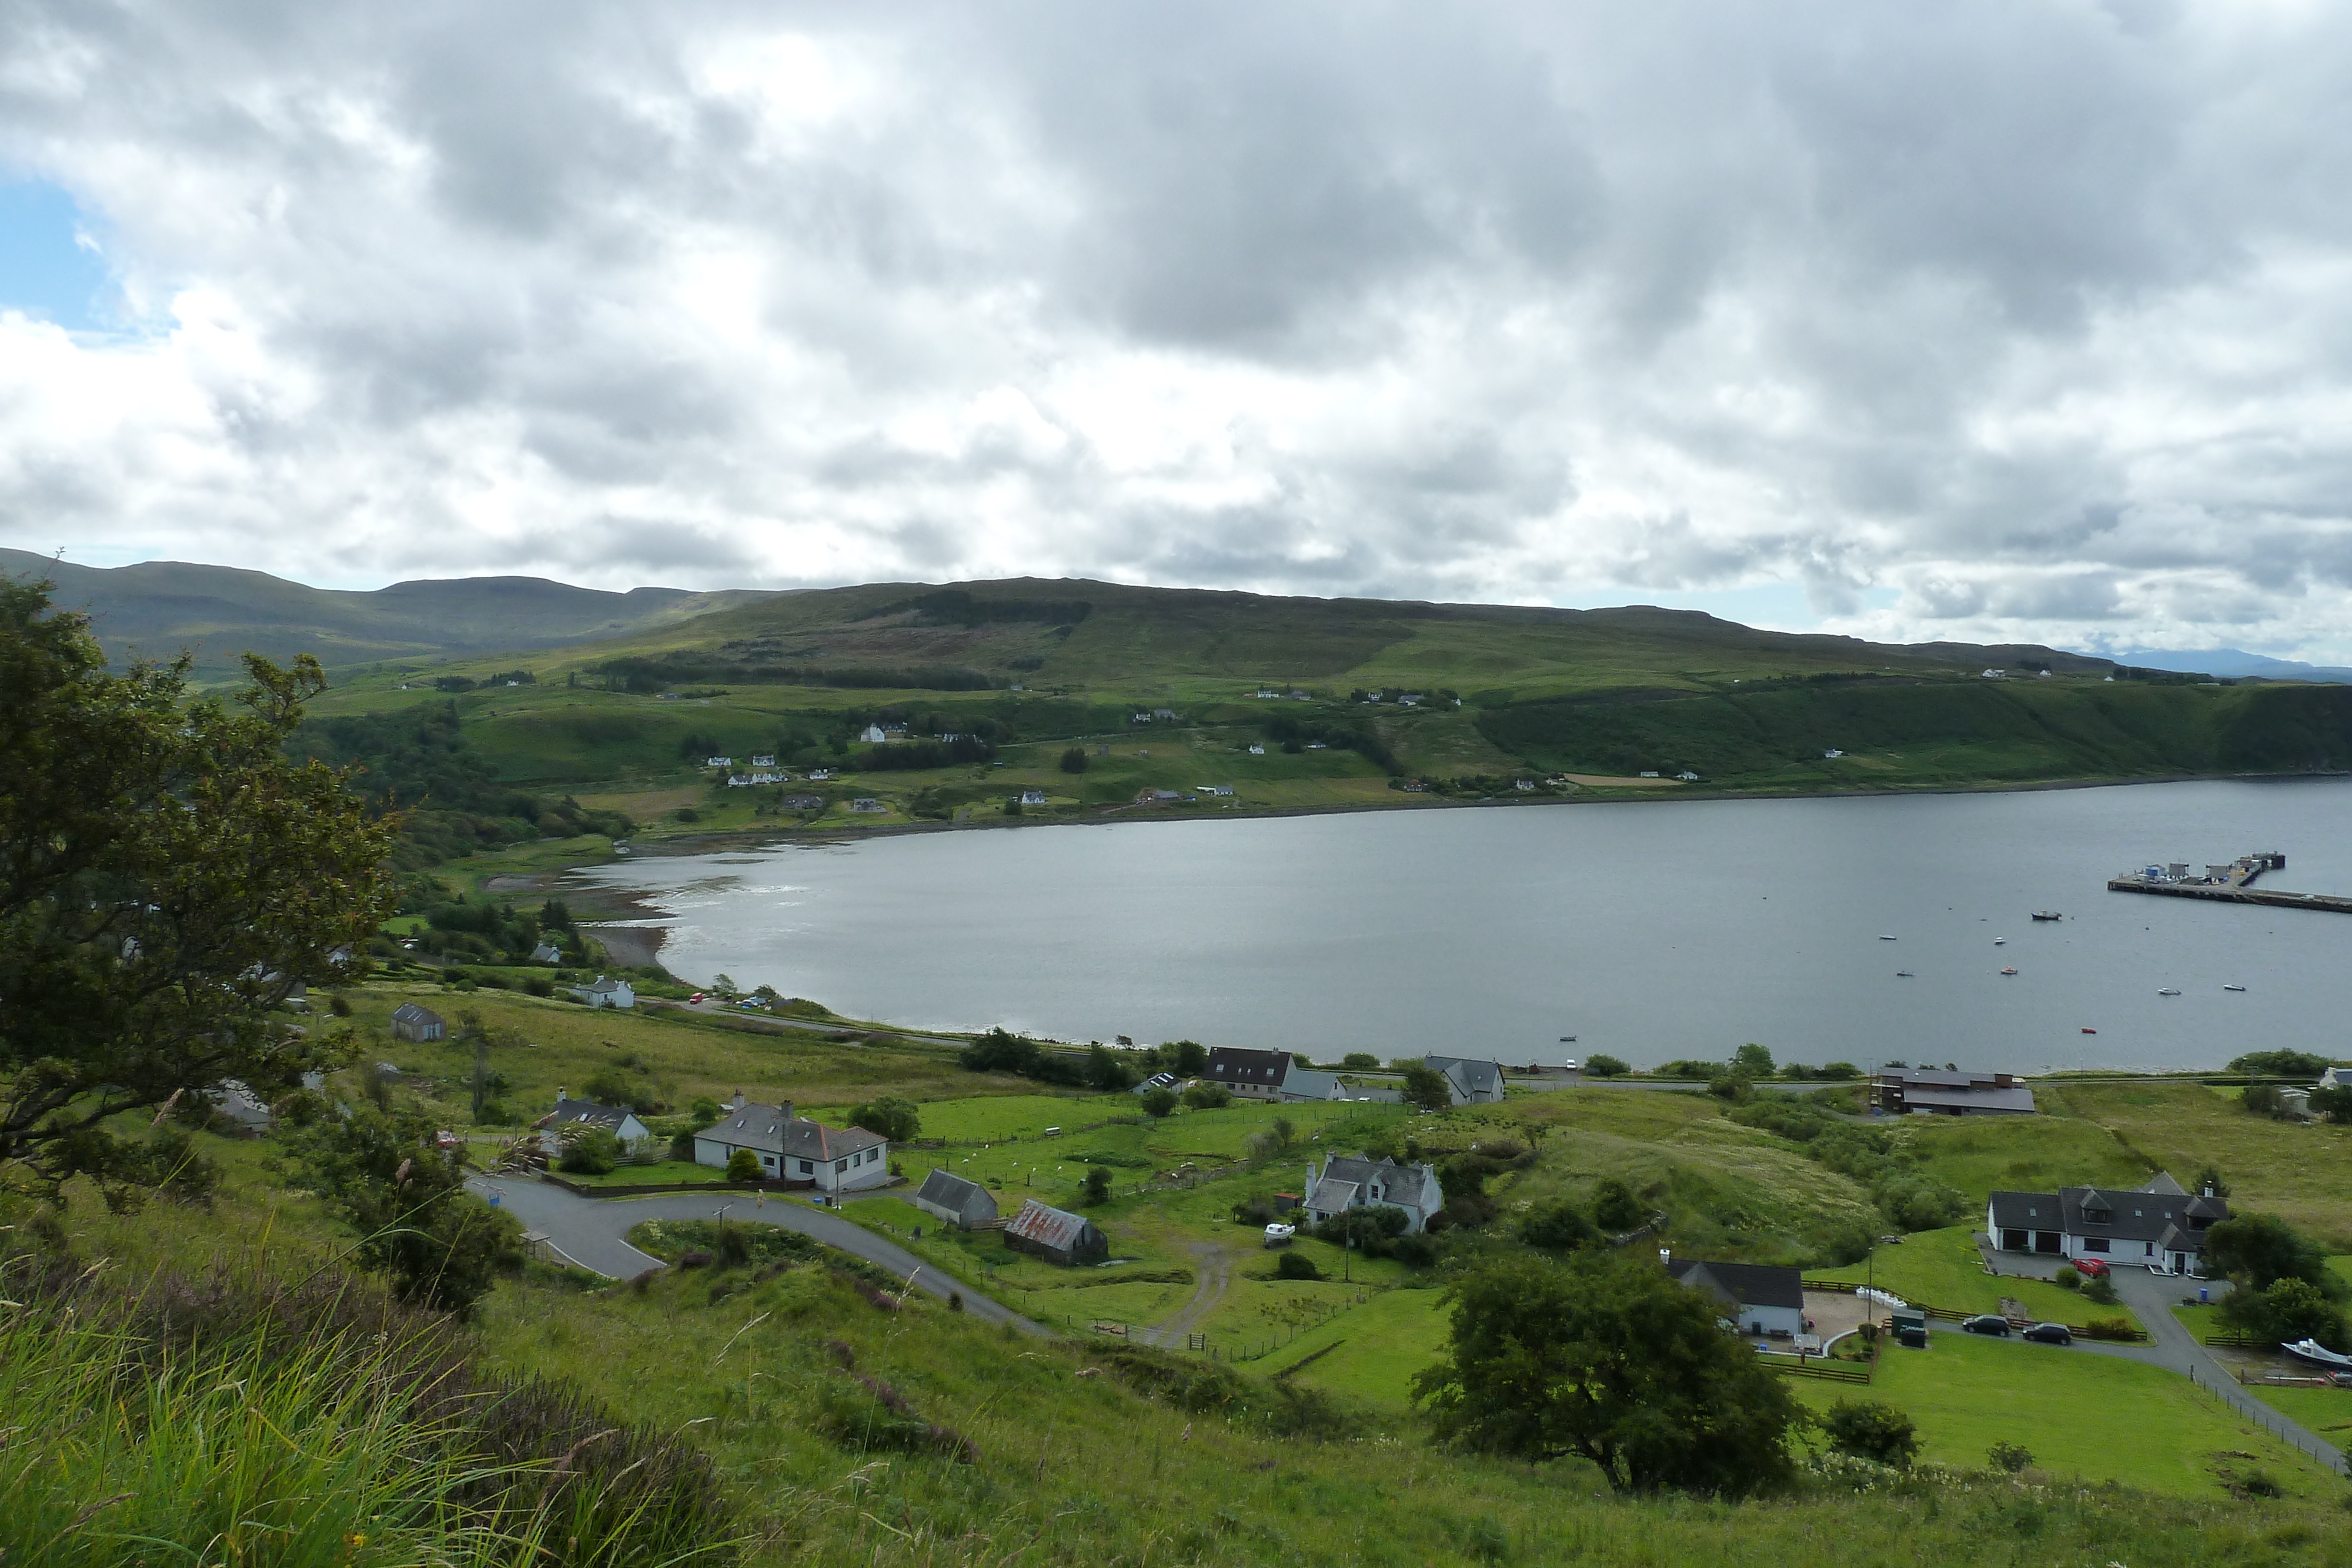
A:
[0, 1248, 742, 1567]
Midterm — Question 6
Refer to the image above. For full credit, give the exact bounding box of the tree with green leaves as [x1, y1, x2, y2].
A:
[1521, 1198, 1599, 1252]
[1820, 1400, 1918, 1467]
[1059, 746, 1088, 774]
[1081, 1165, 1114, 1205]
[1731, 1042, 1776, 1078]
[1414, 1252, 1800, 1495]
[1398, 1062, 1455, 1113]
[1139, 1085, 1178, 1118]
[2205, 1213, 2337, 1294]
[1582, 1054, 1628, 1077]
[1590, 1176, 1646, 1233]
[0, 580, 396, 1202]
[278, 1104, 522, 1316]
[847, 1094, 921, 1143]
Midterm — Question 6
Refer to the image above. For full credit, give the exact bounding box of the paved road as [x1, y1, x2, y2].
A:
[469, 1176, 1049, 1338]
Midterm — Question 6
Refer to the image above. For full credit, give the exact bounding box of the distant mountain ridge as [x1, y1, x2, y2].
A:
[2111, 647, 2352, 684]
[1, 549, 775, 674]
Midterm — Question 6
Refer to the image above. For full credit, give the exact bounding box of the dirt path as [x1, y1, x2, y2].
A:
[1140, 1242, 1239, 1347]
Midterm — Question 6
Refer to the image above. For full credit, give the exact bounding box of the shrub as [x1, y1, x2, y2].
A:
[2082, 1274, 2120, 1306]
[1140, 1085, 1179, 1118]
[1822, 1399, 1919, 1467]
[557, 1128, 620, 1175]
[2054, 1265, 2081, 1290]
[846, 1094, 921, 1143]
[1521, 1199, 1599, 1252]
[1081, 1165, 1114, 1205]
[1342, 1052, 1380, 1069]
[1182, 1081, 1232, 1110]
[1818, 1062, 1863, 1081]
[724, 1148, 762, 1182]
[1059, 745, 1088, 774]
[1987, 1439, 2034, 1473]
[1274, 1251, 1322, 1281]
[328, 992, 354, 1017]
[1590, 1177, 1645, 1233]
[2079, 1316, 2141, 1342]
[1582, 1054, 1628, 1077]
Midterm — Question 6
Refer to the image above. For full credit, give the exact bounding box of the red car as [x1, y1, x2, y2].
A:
[2073, 1257, 2109, 1279]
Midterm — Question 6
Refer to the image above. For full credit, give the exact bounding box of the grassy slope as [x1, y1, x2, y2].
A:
[2041, 1081, 2352, 1248]
[1806, 1226, 2118, 1326]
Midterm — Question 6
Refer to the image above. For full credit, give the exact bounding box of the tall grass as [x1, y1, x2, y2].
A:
[0, 1251, 743, 1567]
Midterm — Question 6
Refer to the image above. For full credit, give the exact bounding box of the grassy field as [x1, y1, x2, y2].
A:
[2040, 1081, 2352, 1248]
[1897, 1111, 2153, 1203]
[1790, 1331, 2339, 1499]
[1808, 1226, 2133, 1326]
[1255, 1286, 1451, 1408]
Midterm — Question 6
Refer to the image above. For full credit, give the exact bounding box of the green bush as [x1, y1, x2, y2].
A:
[1342, 1052, 1380, 1069]
[2055, 1265, 2081, 1290]
[1822, 1399, 1919, 1467]
[2079, 1316, 2141, 1342]
[1521, 1199, 1599, 1252]
[1140, 1085, 1179, 1118]
[557, 1128, 620, 1175]
[724, 1148, 762, 1182]
[1081, 1166, 1114, 1206]
[1591, 1177, 1646, 1233]
[1582, 1054, 1628, 1077]
[1274, 1251, 1322, 1281]
[1987, 1439, 2034, 1473]
[1182, 1081, 1232, 1110]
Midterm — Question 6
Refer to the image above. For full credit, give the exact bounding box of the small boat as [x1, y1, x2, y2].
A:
[2157, 987, 2181, 997]
[2081, 1027, 2097, 1035]
[2223, 984, 2247, 992]
[1999, 966, 2018, 976]
[1993, 937, 2007, 945]
[1558, 1035, 1578, 1042]
[1878, 934, 1898, 941]
[2283, 1339, 2352, 1370]
[2032, 911, 2063, 921]
[1895, 970, 1915, 978]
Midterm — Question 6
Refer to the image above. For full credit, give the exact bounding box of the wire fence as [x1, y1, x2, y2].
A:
[1166, 1291, 1375, 1363]
[2186, 1359, 2349, 1476]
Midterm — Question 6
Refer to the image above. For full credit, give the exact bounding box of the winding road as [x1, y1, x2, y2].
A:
[468, 1176, 1049, 1338]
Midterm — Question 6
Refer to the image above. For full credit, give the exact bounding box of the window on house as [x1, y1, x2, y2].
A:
[2084, 1238, 2109, 1252]
[836, 1160, 847, 1174]
[798, 1160, 812, 1175]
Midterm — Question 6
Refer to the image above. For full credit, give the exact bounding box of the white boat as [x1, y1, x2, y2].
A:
[2032, 910, 2062, 921]
[1994, 937, 2007, 945]
[2283, 1338, 2352, 1370]
[1878, 934, 1898, 941]
[2223, 984, 2247, 992]
[2157, 987, 2181, 997]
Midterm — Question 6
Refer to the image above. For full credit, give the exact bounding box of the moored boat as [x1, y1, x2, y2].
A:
[1999, 966, 2018, 975]
[2223, 984, 2247, 992]
[2283, 1338, 2352, 1370]
[2032, 910, 2062, 921]
[2157, 987, 2181, 996]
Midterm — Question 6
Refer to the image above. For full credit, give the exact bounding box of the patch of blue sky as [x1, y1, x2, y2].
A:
[0, 178, 119, 330]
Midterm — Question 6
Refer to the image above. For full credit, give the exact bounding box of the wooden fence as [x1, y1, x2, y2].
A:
[1178, 1291, 1374, 1364]
[1800, 1278, 2150, 1343]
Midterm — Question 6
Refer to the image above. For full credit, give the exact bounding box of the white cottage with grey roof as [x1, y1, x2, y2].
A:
[539, 1095, 652, 1155]
[1424, 1054, 1507, 1105]
[1984, 1171, 2228, 1276]
[1301, 1153, 1444, 1233]
[692, 1093, 892, 1193]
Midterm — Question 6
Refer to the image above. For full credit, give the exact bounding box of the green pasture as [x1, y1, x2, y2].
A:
[1254, 1286, 1452, 1410]
[1796, 1330, 2340, 1499]
[1897, 1112, 2152, 1203]
[1808, 1227, 2130, 1327]
[551, 1159, 726, 1188]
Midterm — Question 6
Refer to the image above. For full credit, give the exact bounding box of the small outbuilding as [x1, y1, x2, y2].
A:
[914, 1168, 1000, 1231]
[389, 1002, 446, 1043]
[1003, 1199, 1108, 1266]
[1666, 1257, 1806, 1338]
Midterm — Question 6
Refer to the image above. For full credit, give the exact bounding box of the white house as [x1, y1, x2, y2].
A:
[572, 974, 635, 1009]
[1199, 784, 1234, 797]
[860, 724, 888, 744]
[1301, 1153, 1444, 1233]
[1248, 743, 1267, 755]
[529, 941, 563, 964]
[1985, 1171, 2229, 1276]
[1666, 1258, 1806, 1338]
[539, 1095, 652, 1156]
[693, 1094, 892, 1193]
[751, 754, 776, 767]
[1204, 1047, 1299, 1101]
[1018, 789, 1050, 805]
[706, 755, 732, 768]
[1424, 1055, 1508, 1105]
[1675, 771, 1700, 782]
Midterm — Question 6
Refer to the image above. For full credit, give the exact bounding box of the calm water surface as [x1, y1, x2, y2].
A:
[569, 780, 2352, 1072]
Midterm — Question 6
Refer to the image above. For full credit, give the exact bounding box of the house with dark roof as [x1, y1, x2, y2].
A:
[691, 1093, 893, 1194]
[1204, 1047, 1298, 1102]
[914, 1169, 1000, 1231]
[1984, 1172, 2227, 1276]
[537, 1094, 652, 1155]
[1003, 1199, 1108, 1265]
[1275, 1068, 1347, 1103]
[1301, 1153, 1444, 1233]
[1424, 1055, 1508, 1105]
[571, 974, 636, 1010]
[1870, 1067, 2036, 1116]
[1665, 1256, 1806, 1338]
[389, 1002, 446, 1043]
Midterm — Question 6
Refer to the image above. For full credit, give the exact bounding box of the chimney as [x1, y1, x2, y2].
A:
[781, 1100, 795, 1124]
[731, 1090, 746, 1111]
[556, 1085, 566, 1103]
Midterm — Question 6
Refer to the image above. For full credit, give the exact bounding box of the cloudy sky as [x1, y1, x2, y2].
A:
[6, 1, 2352, 658]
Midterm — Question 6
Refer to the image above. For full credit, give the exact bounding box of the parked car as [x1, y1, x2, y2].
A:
[2074, 1257, 2109, 1279]
[688, 991, 706, 1004]
[1960, 1314, 2011, 1336]
[1264, 1223, 1297, 1246]
[2022, 1322, 2073, 1346]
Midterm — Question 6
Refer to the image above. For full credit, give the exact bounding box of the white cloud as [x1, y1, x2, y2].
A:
[5, 2, 2352, 656]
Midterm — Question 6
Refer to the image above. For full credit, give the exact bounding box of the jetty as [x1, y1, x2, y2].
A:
[2107, 851, 2352, 915]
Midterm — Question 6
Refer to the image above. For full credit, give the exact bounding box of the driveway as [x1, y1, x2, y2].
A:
[470, 1176, 1048, 1339]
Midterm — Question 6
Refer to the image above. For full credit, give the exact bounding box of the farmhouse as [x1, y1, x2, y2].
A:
[1300, 1153, 1444, 1233]
[1003, 1199, 1108, 1266]
[1424, 1054, 1508, 1105]
[572, 974, 636, 1010]
[913, 1168, 999, 1231]
[529, 941, 563, 964]
[537, 1094, 652, 1155]
[1984, 1171, 2229, 1276]
[1204, 1046, 1299, 1101]
[389, 1002, 446, 1042]
[783, 794, 826, 811]
[1017, 790, 1050, 806]
[692, 1094, 892, 1194]
[1665, 1256, 1806, 1338]
[860, 724, 889, 743]
[1869, 1067, 2035, 1116]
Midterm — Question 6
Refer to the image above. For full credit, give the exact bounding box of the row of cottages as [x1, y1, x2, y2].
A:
[1986, 1171, 2229, 1276]
[1869, 1067, 2036, 1116]
[1665, 1256, 1806, 1338]
[538, 1094, 653, 1155]
[693, 1093, 894, 1195]
[1301, 1153, 1445, 1233]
